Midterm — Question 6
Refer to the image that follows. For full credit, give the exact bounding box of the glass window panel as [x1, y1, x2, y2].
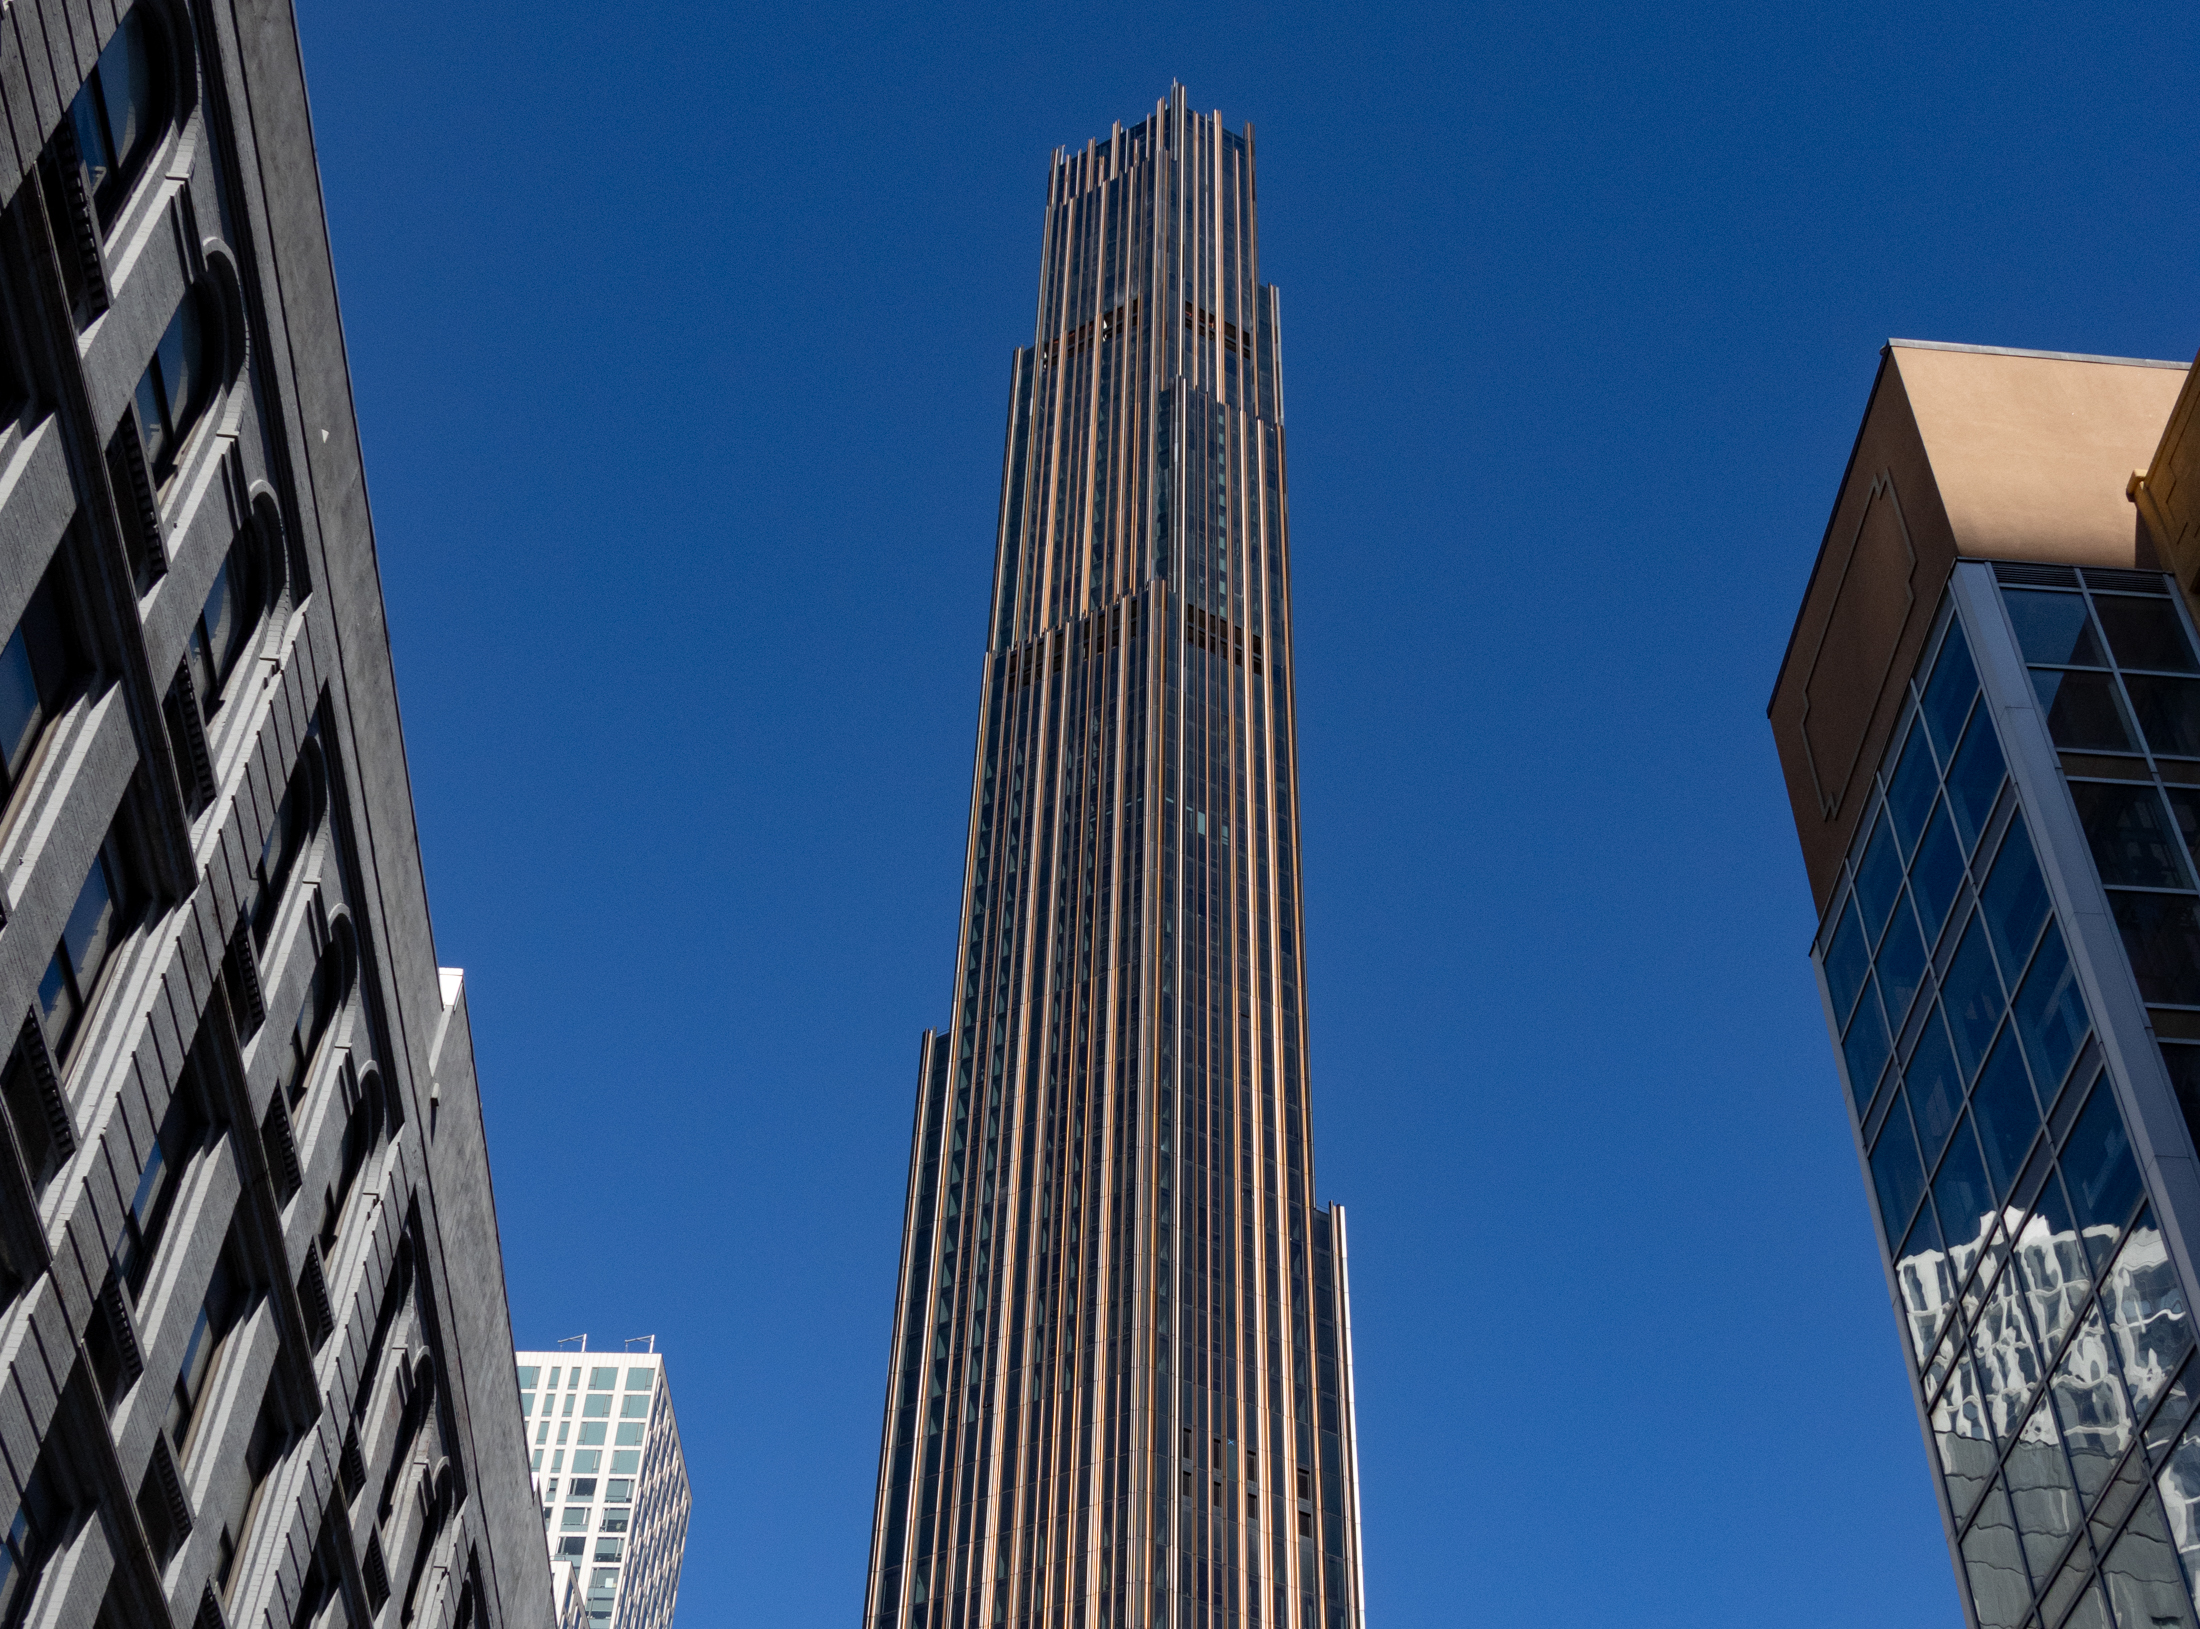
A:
[1907, 1018, 1964, 1165]
[2097, 596, 2200, 673]
[69, 77, 113, 189]
[1938, 1118, 1996, 1256]
[583, 1396, 611, 1418]
[155, 298, 201, 442]
[2152, 1398, 2200, 1610]
[1936, 1356, 1999, 1523]
[1960, 1477, 2033, 1629]
[96, 14, 149, 191]
[1946, 710, 2009, 852]
[1979, 827, 2048, 998]
[606, 1480, 632, 1500]
[1898, 1201, 1952, 1363]
[1946, 918, 2007, 1079]
[135, 367, 167, 471]
[1911, 803, 1967, 933]
[2074, 782, 2194, 889]
[36, 952, 77, 1055]
[1823, 899, 1868, 1022]
[2035, 669, 2142, 753]
[2100, 1490, 2197, 1629]
[1974, 1034, 2043, 1199]
[63, 852, 117, 994]
[517, 1366, 539, 1388]
[2103, 1211, 2193, 1422]
[1873, 1095, 1927, 1246]
[1877, 892, 1929, 1023]
[2053, 1303, 2133, 1502]
[200, 562, 238, 696]
[2019, 1169, 2093, 1361]
[1855, 813, 1904, 937]
[578, 1423, 605, 1445]
[614, 1423, 642, 1445]
[2008, 1391, 2086, 1592]
[561, 1508, 589, 1530]
[624, 1368, 653, 1392]
[2059, 1579, 2113, 1629]
[2015, 925, 2089, 1092]
[2008, 589, 2109, 667]
[620, 1394, 649, 1417]
[1923, 624, 1981, 763]
[0, 626, 40, 780]
[2148, 1354, 2200, 1469]
[601, 1507, 630, 1532]
[589, 1367, 616, 1390]
[1843, 976, 1891, 1109]
[610, 1450, 639, 1473]
[2112, 893, 2200, 1007]
[1888, 726, 1940, 855]
[1974, 1257, 2044, 1445]
[2065, 1084, 2144, 1242]
[2124, 676, 2200, 758]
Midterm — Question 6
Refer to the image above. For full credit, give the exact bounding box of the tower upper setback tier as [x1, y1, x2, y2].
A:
[862, 88, 1367, 1629]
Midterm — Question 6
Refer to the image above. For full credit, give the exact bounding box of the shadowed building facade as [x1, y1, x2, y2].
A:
[862, 89, 1366, 1629]
[0, 3, 548, 1627]
[1771, 339, 2200, 1629]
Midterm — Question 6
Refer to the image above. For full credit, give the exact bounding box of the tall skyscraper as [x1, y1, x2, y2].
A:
[1771, 339, 2200, 1629]
[516, 1343, 691, 1629]
[863, 89, 1366, 1629]
[0, 2, 549, 1628]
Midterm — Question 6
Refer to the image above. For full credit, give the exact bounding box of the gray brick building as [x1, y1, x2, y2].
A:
[0, 2, 548, 1627]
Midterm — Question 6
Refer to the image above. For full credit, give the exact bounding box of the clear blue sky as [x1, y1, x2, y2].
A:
[290, 2, 2200, 1623]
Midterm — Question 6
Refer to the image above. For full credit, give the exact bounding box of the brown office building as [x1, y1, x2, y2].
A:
[1771, 338, 2200, 1629]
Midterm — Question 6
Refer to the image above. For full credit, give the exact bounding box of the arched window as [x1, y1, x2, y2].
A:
[64, 10, 161, 233]
[135, 286, 208, 487]
[186, 524, 270, 719]
[277, 916, 354, 1107]
[248, 743, 322, 952]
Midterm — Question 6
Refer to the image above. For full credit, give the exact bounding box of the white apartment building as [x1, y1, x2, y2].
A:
[517, 1343, 691, 1629]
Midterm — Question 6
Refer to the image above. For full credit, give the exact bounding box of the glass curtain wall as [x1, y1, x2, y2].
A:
[1814, 561, 2200, 1629]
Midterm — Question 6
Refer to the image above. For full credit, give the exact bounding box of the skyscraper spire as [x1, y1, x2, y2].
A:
[864, 90, 1365, 1629]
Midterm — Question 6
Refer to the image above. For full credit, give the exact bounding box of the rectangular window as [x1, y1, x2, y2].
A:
[578, 1423, 605, 1446]
[517, 1366, 539, 1389]
[613, 1424, 642, 1446]
[606, 1480, 632, 1501]
[521, 1393, 535, 1417]
[600, 1507, 629, 1533]
[609, 1451, 639, 1474]
[0, 553, 81, 801]
[39, 831, 136, 1062]
[571, 1451, 602, 1474]
[167, 1257, 238, 1462]
[568, 1479, 595, 1499]
[623, 1368, 653, 1391]
[561, 1509, 589, 1531]
[582, 1395, 611, 1418]
[116, 1075, 205, 1299]
[619, 1394, 649, 1418]
[589, 1367, 616, 1390]
[594, 1537, 622, 1561]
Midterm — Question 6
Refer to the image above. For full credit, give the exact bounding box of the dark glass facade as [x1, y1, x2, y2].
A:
[1813, 560, 2200, 1629]
[862, 89, 1366, 1629]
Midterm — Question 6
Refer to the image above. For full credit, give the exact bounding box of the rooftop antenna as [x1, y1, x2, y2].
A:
[557, 1334, 588, 1351]
[623, 1335, 656, 1353]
